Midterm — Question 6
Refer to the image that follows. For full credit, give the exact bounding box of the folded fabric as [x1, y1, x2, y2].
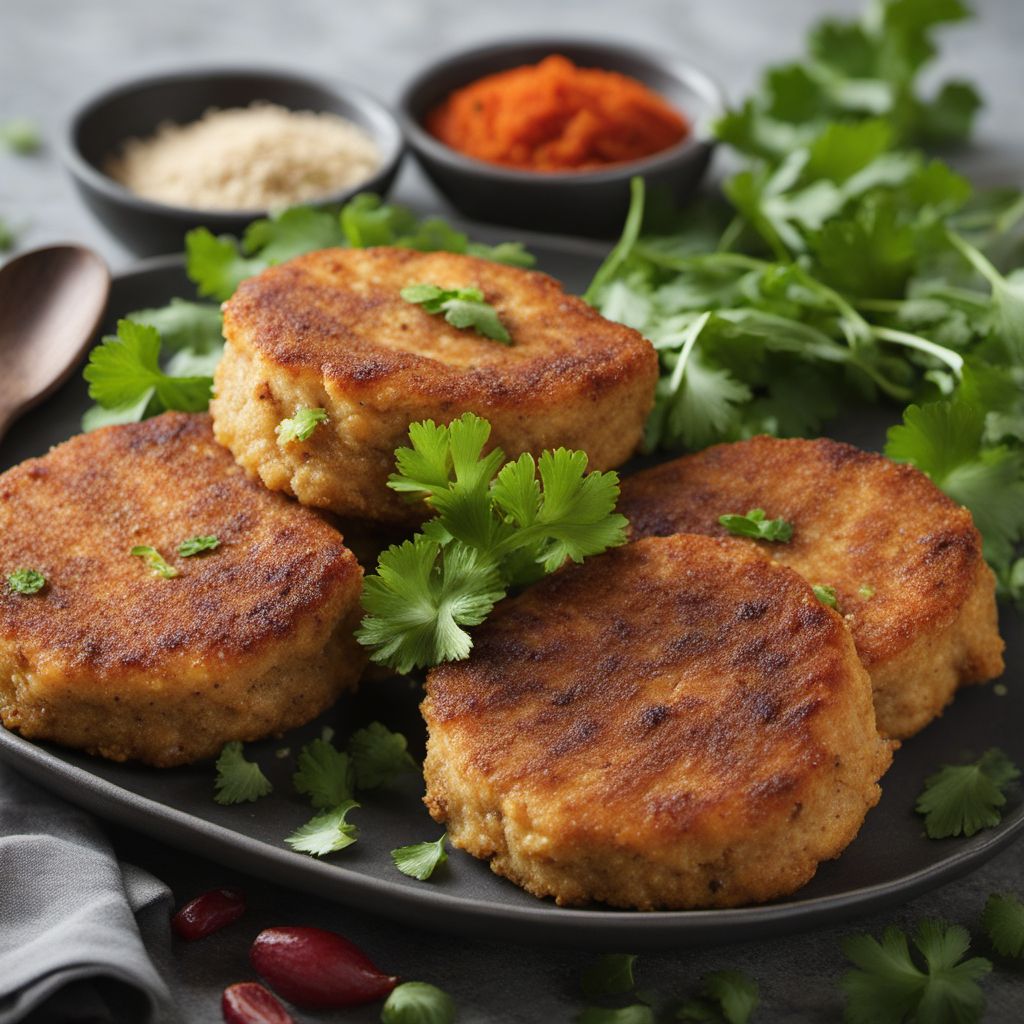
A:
[0, 765, 178, 1024]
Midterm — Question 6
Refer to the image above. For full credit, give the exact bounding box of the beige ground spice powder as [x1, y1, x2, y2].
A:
[107, 102, 381, 210]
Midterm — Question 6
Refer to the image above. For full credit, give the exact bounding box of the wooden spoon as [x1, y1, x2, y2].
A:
[0, 245, 110, 444]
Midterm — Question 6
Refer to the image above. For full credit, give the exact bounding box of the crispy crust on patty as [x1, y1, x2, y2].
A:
[423, 535, 891, 910]
[212, 247, 658, 521]
[0, 413, 365, 766]
[617, 437, 1005, 739]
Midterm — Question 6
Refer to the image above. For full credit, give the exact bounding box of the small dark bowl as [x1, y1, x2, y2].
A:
[63, 67, 405, 256]
[398, 38, 725, 238]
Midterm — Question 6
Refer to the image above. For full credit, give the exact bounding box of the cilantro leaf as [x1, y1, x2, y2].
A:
[7, 569, 45, 595]
[126, 298, 223, 355]
[391, 835, 448, 881]
[0, 118, 40, 154]
[677, 970, 760, 1024]
[293, 737, 355, 809]
[185, 227, 267, 301]
[581, 954, 637, 1000]
[177, 535, 220, 557]
[276, 408, 328, 445]
[130, 546, 179, 580]
[356, 537, 506, 674]
[242, 205, 346, 264]
[83, 320, 213, 423]
[348, 721, 417, 789]
[981, 893, 1024, 958]
[813, 584, 839, 608]
[214, 741, 273, 805]
[467, 240, 536, 267]
[381, 981, 457, 1024]
[401, 283, 511, 343]
[285, 800, 359, 857]
[719, 508, 793, 542]
[579, 1008, 654, 1024]
[915, 749, 1020, 838]
[841, 919, 991, 1024]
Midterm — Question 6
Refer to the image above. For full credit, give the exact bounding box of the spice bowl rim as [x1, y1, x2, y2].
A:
[61, 64, 406, 223]
[396, 35, 727, 185]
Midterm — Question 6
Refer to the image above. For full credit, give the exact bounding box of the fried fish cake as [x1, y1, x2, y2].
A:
[0, 413, 364, 767]
[618, 436, 1004, 739]
[423, 534, 891, 910]
[212, 247, 658, 522]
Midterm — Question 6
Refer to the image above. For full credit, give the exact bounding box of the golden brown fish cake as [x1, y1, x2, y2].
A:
[212, 247, 658, 522]
[0, 413, 364, 767]
[423, 534, 891, 910]
[618, 436, 1004, 739]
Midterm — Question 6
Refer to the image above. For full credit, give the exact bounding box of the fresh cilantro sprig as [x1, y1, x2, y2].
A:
[391, 835, 448, 881]
[292, 737, 354, 809]
[177, 535, 220, 557]
[915, 749, 1020, 838]
[813, 584, 839, 609]
[7, 568, 45, 595]
[982, 893, 1024, 958]
[214, 742, 273, 805]
[357, 413, 628, 672]
[401, 283, 511, 343]
[276, 408, 328, 445]
[677, 971, 760, 1024]
[841, 919, 991, 1024]
[381, 981, 457, 1024]
[349, 721, 417, 789]
[719, 508, 793, 542]
[284, 800, 359, 856]
[130, 545, 179, 579]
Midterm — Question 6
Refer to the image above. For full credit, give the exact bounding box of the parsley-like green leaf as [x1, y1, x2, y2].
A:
[83, 320, 213, 421]
[981, 893, 1024, 958]
[677, 970, 760, 1024]
[579, 1007, 654, 1024]
[185, 227, 267, 301]
[126, 298, 223, 355]
[915, 749, 1021, 838]
[177, 535, 220, 557]
[276, 407, 328, 445]
[285, 800, 359, 857]
[381, 981, 457, 1024]
[813, 584, 838, 608]
[130, 546, 179, 579]
[293, 737, 355, 809]
[841, 919, 991, 1024]
[719, 508, 793, 542]
[242, 205, 346, 264]
[7, 569, 45, 595]
[357, 537, 506, 674]
[467, 240, 535, 267]
[214, 741, 273, 805]
[348, 721, 417, 789]
[0, 118, 40, 154]
[401, 283, 511, 343]
[581, 954, 637, 1000]
[391, 835, 448, 881]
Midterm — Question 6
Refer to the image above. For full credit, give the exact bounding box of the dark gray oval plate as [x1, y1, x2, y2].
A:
[0, 240, 1020, 951]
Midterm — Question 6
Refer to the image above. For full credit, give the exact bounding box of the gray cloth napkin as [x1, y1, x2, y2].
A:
[0, 765, 178, 1024]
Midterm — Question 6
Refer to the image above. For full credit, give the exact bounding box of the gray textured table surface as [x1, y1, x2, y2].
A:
[2, 0, 1024, 1021]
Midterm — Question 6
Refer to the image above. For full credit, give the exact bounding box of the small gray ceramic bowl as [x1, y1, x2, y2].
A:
[398, 38, 725, 238]
[63, 67, 404, 256]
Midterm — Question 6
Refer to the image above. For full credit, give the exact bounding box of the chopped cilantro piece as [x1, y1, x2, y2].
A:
[285, 800, 359, 857]
[292, 737, 354, 809]
[581, 954, 637, 1000]
[0, 118, 40, 154]
[677, 970, 760, 1024]
[7, 569, 45, 595]
[381, 981, 457, 1024]
[813, 584, 838, 608]
[401, 283, 511, 343]
[348, 721, 417, 789]
[185, 227, 266, 302]
[276, 408, 328, 445]
[130, 546, 179, 579]
[841, 919, 991, 1024]
[981, 893, 1024, 958]
[915, 749, 1020, 838]
[391, 835, 448, 881]
[214, 741, 273, 805]
[718, 508, 793, 542]
[177, 535, 220, 557]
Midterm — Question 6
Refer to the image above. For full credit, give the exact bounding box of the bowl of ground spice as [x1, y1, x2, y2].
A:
[398, 39, 724, 237]
[63, 68, 404, 255]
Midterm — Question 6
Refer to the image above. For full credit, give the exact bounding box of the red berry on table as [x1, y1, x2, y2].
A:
[171, 888, 246, 941]
[222, 982, 294, 1024]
